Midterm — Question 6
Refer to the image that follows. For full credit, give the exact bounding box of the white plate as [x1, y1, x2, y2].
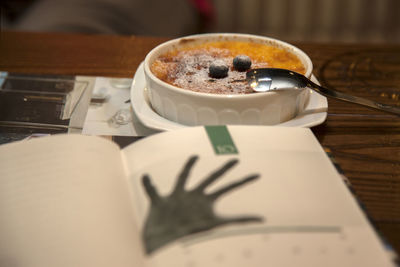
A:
[130, 62, 327, 131]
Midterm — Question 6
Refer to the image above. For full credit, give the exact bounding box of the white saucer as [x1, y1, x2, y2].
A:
[130, 62, 328, 131]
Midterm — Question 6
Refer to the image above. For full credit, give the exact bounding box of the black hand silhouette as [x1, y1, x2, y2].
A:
[141, 155, 263, 254]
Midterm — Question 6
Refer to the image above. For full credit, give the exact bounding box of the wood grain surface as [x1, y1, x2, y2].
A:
[1, 31, 399, 255]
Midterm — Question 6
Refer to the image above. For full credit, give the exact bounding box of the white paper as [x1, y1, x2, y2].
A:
[82, 77, 138, 136]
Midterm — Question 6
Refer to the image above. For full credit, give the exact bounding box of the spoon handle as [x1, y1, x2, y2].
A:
[308, 80, 400, 116]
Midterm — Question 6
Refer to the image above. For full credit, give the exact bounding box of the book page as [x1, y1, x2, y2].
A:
[121, 126, 394, 267]
[0, 135, 145, 267]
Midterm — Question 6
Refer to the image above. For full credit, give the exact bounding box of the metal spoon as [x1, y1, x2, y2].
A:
[246, 68, 400, 116]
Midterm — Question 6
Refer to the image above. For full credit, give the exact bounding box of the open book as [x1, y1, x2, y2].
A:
[0, 126, 395, 267]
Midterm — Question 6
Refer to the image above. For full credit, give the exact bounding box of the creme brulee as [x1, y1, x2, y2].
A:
[150, 41, 306, 94]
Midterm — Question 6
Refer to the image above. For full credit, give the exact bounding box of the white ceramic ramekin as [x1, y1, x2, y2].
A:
[144, 33, 313, 126]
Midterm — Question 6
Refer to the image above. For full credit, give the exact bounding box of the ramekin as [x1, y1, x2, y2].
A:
[144, 33, 313, 126]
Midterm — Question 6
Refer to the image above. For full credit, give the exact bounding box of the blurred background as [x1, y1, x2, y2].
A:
[1, 0, 400, 43]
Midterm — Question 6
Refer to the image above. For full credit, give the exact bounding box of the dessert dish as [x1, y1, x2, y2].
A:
[143, 33, 313, 126]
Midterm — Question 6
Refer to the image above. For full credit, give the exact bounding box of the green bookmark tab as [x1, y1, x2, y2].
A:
[205, 126, 238, 155]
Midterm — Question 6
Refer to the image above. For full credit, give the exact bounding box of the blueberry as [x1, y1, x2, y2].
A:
[209, 60, 229, 78]
[233, 55, 252, 71]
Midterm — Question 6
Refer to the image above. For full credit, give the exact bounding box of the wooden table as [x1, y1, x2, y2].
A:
[1, 31, 399, 254]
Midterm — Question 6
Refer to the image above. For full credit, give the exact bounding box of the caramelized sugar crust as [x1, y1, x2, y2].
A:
[151, 41, 306, 94]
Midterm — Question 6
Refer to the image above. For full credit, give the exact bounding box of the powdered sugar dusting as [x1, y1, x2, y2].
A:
[151, 41, 305, 95]
[156, 48, 267, 94]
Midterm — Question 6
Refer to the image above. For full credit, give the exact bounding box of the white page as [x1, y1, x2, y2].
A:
[0, 135, 145, 267]
[121, 126, 394, 267]
[82, 77, 137, 136]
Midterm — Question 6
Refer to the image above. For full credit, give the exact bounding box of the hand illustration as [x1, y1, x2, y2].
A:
[141, 155, 263, 254]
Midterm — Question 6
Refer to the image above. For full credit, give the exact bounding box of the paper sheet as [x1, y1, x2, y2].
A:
[82, 78, 138, 136]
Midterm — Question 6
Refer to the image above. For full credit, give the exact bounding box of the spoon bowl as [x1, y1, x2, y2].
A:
[247, 68, 400, 116]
